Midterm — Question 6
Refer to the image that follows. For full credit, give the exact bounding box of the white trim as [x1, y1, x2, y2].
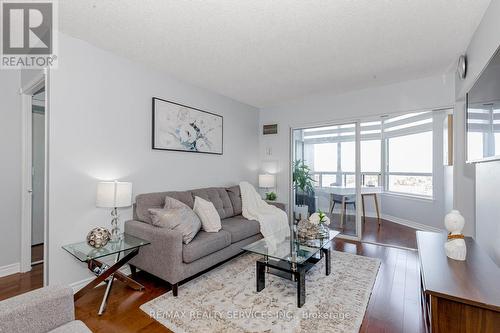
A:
[44, 69, 50, 286]
[0, 263, 21, 278]
[328, 207, 443, 232]
[360, 240, 418, 252]
[355, 121, 362, 239]
[361, 211, 443, 232]
[69, 267, 132, 293]
[381, 192, 434, 202]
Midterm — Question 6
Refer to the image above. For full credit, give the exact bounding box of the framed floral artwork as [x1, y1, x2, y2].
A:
[152, 97, 223, 155]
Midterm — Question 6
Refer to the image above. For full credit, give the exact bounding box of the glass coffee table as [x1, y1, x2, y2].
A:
[243, 229, 339, 308]
[62, 233, 150, 315]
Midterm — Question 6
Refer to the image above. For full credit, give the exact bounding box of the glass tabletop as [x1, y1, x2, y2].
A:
[62, 233, 150, 262]
[242, 229, 339, 264]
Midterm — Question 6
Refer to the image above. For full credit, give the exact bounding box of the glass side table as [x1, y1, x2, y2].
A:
[62, 233, 150, 315]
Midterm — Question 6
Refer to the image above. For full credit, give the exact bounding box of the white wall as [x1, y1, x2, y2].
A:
[0, 70, 22, 272]
[47, 33, 260, 286]
[455, 0, 500, 263]
[259, 74, 455, 230]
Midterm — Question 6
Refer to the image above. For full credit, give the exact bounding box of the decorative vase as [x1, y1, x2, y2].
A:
[86, 227, 111, 249]
[318, 223, 330, 238]
[444, 210, 466, 261]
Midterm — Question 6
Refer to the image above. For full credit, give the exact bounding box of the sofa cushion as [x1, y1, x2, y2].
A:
[148, 204, 201, 244]
[182, 230, 231, 263]
[135, 191, 194, 224]
[191, 187, 234, 219]
[193, 196, 222, 233]
[221, 215, 260, 243]
[226, 186, 242, 216]
[49, 321, 92, 333]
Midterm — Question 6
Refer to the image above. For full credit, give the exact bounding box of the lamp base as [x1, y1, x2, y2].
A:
[110, 208, 122, 242]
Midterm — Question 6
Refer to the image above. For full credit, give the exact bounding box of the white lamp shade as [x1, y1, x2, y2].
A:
[259, 174, 275, 188]
[96, 181, 132, 208]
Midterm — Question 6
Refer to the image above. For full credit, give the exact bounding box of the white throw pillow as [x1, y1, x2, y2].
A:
[193, 196, 222, 232]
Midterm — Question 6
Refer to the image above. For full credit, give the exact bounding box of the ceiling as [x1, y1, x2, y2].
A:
[59, 0, 491, 108]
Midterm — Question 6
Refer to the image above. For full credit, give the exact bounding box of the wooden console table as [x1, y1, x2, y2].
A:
[417, 231, 500, 333]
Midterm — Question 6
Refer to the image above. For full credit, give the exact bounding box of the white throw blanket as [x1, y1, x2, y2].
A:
[239, 181, 290, 242]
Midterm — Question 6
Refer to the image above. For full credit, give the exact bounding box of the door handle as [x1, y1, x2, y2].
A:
[27, 189, 33, 193]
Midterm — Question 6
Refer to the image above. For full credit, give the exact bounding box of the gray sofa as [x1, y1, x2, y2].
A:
[0, 286, 91, 333]
[124, 186, 263, 296]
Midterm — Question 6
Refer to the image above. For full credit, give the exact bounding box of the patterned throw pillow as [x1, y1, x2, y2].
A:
[193, 196, 222, 232]
[148, 196, 201, 244]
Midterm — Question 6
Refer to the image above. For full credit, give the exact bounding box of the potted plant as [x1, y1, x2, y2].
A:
[293, 160, 316, 219]
[265, 191, 277, 201]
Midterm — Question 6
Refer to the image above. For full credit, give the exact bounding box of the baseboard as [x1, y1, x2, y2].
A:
[0, 262, 20, 278]
[378, 213, 443, 232]
[70, 266, 132, 293]
[331, 208, 444, 233]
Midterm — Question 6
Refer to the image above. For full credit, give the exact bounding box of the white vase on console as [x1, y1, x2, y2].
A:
[444, 210, 466, 261]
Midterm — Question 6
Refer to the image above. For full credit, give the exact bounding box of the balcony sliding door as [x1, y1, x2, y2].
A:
[291, 122, 361, 239]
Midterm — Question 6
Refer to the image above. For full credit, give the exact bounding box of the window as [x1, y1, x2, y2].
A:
[313, 143, 337, 172]
[360, 139, 381, 186]
[297, 112, 435, 197]
[385, 114, 433, 197]
[360, 120, 382, 187]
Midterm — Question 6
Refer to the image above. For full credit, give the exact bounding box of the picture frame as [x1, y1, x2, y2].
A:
[152, 97, 223, 155]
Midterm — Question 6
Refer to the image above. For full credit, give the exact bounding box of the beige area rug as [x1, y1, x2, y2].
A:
[141, 251, 380, 333]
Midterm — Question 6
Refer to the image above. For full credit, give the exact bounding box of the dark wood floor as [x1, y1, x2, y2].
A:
[329, 214, 418, 249]
[0, 231, 424, 332]
[73, 239, 424, 333]
[0, 263, 43, 302]
[0, 245, 45, 302]
[31, 243, 44, 263]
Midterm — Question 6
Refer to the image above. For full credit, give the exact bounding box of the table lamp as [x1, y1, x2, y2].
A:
[259, 174, 276, 199]
[96, 181, 132, 241]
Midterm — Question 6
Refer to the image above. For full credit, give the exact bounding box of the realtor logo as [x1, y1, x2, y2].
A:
[1, 0, 58, 69]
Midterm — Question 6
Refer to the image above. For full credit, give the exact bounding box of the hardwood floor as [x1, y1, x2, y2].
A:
[328, 214, 418, 249]
[0, 264, 43, 302]
[0, 244, 45, 302]
[0, 233, 425, 332]
[72, 238, 424, 333]
[360, 217, 418, 249]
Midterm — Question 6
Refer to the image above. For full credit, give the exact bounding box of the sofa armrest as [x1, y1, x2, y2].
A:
[124, 220, 184, 284]
[0, 285, 75, 333]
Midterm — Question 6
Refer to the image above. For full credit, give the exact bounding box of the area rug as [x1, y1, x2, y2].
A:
[141, 251, 380, 333]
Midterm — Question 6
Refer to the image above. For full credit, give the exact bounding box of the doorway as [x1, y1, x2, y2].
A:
[291, 122, 362, 240]
[31, 88, 45, 267]
[20, 73, 48, 287]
